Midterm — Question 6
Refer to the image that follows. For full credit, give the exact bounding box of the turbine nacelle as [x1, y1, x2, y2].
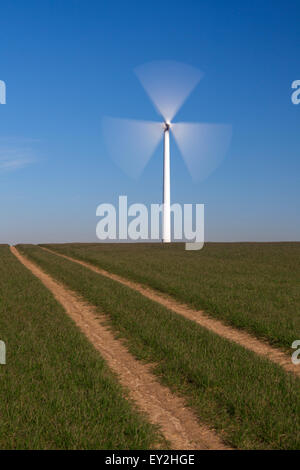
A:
[163, 121, 171, 132]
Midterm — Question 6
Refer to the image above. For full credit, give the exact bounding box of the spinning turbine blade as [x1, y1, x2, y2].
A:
[102, 117, 163, 179]
[172, 122, 232, 182]
[134, 61, 203, 122]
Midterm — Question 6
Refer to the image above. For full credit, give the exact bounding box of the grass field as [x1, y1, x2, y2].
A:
[41, 242, 300, 350]
[18, 244, 300, 450]
[0, 245, 162, 449]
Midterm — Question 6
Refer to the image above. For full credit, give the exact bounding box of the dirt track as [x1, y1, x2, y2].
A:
[41, 247, 300, 378]
[11, 246, 229, 450]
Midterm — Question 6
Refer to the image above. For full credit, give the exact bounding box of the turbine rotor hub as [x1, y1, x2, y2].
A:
[164, 122, 171, 131]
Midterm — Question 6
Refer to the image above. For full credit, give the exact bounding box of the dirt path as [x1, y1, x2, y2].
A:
[11, 246, 229, 450]
[41, 247, 299, 378]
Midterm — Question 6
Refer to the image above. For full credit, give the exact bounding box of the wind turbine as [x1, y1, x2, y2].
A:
[102, 60, 232, 243]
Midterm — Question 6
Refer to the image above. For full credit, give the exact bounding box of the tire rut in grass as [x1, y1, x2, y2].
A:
[11, 246, 229, 450]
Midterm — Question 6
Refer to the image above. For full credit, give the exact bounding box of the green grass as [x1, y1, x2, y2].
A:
[19, 244, 300, 450]
[0, 245, 162, 449]
[41, 242, 300, 350]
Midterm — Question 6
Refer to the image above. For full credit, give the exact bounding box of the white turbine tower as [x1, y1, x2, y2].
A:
[102, 60, 232, 243]
[163, 121, 171, 242]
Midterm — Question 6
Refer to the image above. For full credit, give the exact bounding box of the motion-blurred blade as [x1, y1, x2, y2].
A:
[172, 122, 232, 181]
[102, 117, 163, 179]
[134, 61, 203, 122]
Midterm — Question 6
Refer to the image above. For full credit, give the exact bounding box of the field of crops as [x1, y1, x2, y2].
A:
[42, 242, 300, 350]
[1, 242, 299, 450]
[13, 243, 300, 450]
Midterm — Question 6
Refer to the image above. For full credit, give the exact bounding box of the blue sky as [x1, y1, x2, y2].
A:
[0, 0, 299, 243]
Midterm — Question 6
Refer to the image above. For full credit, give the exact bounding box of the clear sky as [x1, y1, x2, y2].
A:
[0, 0, 299, 243]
